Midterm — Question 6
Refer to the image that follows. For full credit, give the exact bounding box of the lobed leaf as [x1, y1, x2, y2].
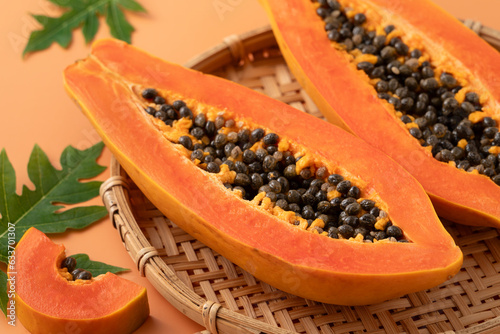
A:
[0, 142, 107, 263]
[71, 253, 129, 276]
[23, 0, 146, 57]
[23, 11, 87, 56]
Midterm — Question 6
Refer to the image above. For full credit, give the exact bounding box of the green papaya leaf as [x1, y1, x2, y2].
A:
[23, 0, 146, 57]
[71, 253, 129, 276]
[0, 142, 108, 263]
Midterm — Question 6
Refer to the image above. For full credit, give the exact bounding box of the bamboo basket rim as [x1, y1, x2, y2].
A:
[100, 21, 500, 334]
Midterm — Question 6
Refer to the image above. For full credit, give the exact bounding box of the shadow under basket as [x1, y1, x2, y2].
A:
[99, 24, 500, 334]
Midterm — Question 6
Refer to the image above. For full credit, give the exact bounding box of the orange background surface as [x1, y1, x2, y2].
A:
[0, 1, 499, 333]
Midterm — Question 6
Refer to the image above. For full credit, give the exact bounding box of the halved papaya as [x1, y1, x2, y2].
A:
[63, 38, 462, 305]
[8, 227, 149, 334]
[259, 0, 500, 228]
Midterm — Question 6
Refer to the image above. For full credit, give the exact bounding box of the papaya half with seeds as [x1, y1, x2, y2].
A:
[63, 38, 462, 305]
[259, 0, 500, 228]
[8, 227, 149, 334]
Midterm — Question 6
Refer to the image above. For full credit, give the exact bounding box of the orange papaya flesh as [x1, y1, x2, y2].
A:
[8, 227, 149, 334]
[63, 38, 462, 305]
[139, 87, 401, 242]
[259, 0, 500, 228]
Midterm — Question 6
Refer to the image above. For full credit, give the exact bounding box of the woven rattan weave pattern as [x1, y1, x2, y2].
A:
[101, 25, 500, 334]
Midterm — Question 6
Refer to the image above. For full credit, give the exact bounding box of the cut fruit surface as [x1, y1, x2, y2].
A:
[63, 38, 462, 305]
[259, 0, 500, 228]
[9, 227, 149, 334]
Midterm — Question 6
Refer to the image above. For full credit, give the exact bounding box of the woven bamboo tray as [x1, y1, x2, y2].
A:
[100, 23, 500, 334]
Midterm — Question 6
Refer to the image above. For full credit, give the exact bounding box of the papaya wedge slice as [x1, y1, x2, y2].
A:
[259, 0, 500, 228]
[9, 227, 149, 334]
[63, 38, 462, 305]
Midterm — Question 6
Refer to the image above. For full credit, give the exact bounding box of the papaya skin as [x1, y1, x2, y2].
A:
[9, 227, 149, 334]
[63, 38, 462, 305]
[259, 0, 500, 228]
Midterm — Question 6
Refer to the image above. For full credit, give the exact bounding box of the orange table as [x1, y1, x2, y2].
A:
[1, 1, 498, 333]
